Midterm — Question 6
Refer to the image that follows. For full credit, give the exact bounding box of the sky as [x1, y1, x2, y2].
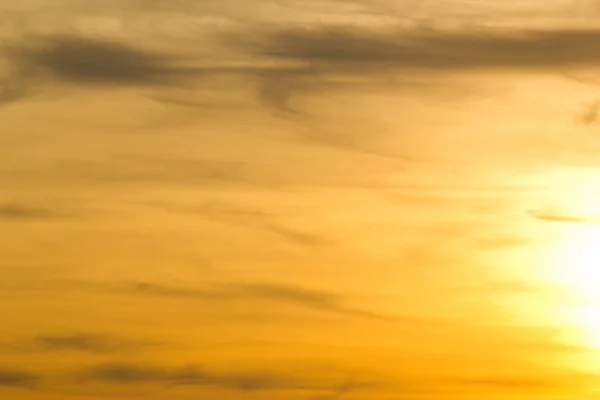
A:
[4, 0, 600, 399]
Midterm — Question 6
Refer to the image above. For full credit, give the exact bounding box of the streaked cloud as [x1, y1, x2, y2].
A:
[0, 369, 39, 389]
[0, 203, 59, 220]
[165, 200, 330, 247]
[79, 362, 306, 391]
[131, 281, 402, 321]
[28, 333, 156, 354]
[2, 1, 600, 400]
[527, 208, 600, 223]
[240, 27, 600, 70]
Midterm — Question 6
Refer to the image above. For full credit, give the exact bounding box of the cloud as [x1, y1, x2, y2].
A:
[5, 23, 600, 115]
[240, 27, 600, 71]
[466, 376, 561, 389]
[223, 26, 600, 115]
[459, 373, 596, 392]
[0, 32, 308, 106]
[78, 362, 381, 395]
[311, 378, 359, 400]
[81, 363, 167, 384]
[5, 34, 193, 86]
[0, 33, 217, 105]
[0, 203, 59, 220]
[56, 157, 253, 185]
[0, 368, 39, 388]
[578, 100, 600, 125]
[526, 208, 600, 223]
[171, 200, 330, 247]
[30, 333, 154, 354]
[80, 362, 311, 391]
[131, 281, 400, 321]
[263, 225, 330, 247]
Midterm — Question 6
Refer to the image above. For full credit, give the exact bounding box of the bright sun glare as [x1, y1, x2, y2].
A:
[552, 224, 600, 349]
[541, 185, 600, 350]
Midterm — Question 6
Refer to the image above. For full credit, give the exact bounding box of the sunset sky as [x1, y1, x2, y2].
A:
[4, 1, 600, 399]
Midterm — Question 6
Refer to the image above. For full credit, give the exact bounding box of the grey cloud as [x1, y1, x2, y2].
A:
[240, 27, 600, 71]
[0, 203, 59, 220]
[0, 368, 39, 388]
[0, 30, 406, 160]
[76, 359, 595, 394]
[31, 333, 155, 354]
[80, 362, 311, 391]
[131, 281, 399, 321]
[225, 26, 600, 116]
[82, 363, 166, 383]
[5, 34, 193, 86]
[6, 26, 600, 111]
[252, 68, 322, 116]
[0, 33, 310, 104]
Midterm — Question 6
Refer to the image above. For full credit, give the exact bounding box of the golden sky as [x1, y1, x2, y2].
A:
[3, 1, 600, 399]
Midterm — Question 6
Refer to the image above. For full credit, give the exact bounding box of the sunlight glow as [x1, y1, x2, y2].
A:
[541, 183, 600, 350]
[552, 224, 600, 349]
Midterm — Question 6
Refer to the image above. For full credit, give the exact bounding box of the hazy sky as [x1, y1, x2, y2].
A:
[3, 1, 600, 399]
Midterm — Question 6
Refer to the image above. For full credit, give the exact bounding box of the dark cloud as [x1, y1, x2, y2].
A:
[6, 27, 600, 110]
[31, 333, 154, 354]
[239, 27, 600, 71]
[5, 34, 193, 86]
[0, 203, 59, 220]
[82, 363, 166, 384]
[223, 26, 600, 116]
[131, 281, 400, 321]
[80, 362, 309, 391]
[0, 35, 178, 103]
[0, 31, 404, 159]
[0, 33, 309, 105]
[0, 368, 39, 388]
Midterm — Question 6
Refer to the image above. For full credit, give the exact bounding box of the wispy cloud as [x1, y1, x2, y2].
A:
[0, 32, 305, 106]
[578, 100, 600, 125]
[79, 362, 315, 391]
[0, 368, 39, 389]
[527, 208, 600, 223]
[28, 333, 155, 354]
[10, 26, 600, 112]
[131, 281, 400, 321]
[239, 27, 600, 71]
[167, 200, 330, 247]
[0, 203, 59, 220]
[54, 157, 253, 185]
[225, 26, 600, 116]
[465, 376, 565, 390]
[3, 34, 194, 89]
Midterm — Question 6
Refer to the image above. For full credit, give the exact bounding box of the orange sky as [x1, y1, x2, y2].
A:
[2, 1, 600, 399]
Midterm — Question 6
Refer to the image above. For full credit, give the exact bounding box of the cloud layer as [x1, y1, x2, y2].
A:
[2, 2, 600, 400]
